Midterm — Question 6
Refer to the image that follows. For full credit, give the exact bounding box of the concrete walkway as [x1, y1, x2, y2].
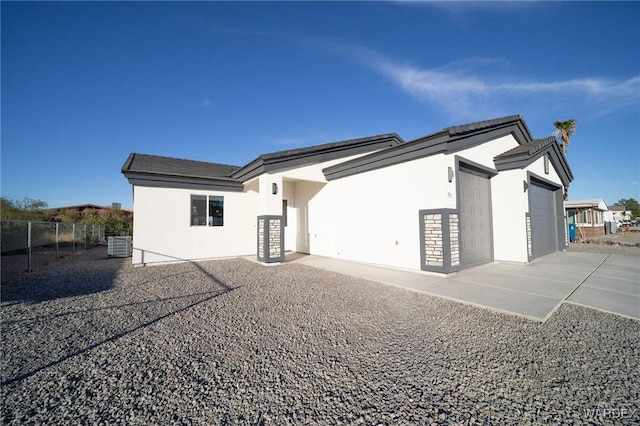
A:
[292, 252, 639, 322]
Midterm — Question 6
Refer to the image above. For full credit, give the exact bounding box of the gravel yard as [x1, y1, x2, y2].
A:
[1, 246, 639, 425]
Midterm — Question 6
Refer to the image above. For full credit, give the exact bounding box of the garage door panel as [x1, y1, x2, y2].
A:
[529, 182, 558, 258]
[459, 169, 493, 267]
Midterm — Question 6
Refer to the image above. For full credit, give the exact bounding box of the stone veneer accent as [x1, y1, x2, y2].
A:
[419, 209, 461, 274]
[257, 215, 284, 263]
[257, 218, 265, 259]
[423, 213, 444, 267]
[269, 219, 282, 258]
[449, 214, 460, 267]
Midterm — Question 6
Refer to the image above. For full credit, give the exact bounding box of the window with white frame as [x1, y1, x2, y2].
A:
[191, 195, 224, 226]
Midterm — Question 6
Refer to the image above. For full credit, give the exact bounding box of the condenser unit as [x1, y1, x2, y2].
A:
[108, 236, 132, 257]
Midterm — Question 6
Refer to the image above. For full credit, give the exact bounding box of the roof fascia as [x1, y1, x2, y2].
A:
[233, 135, 403, 182]
[323, 123, 526, 181]
[494, 141, 573, 186]
[123, 171, 244, 192]
[121, 153, 136, 173]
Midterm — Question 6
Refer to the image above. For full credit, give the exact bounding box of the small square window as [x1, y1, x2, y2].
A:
[191, 195, 224, 227]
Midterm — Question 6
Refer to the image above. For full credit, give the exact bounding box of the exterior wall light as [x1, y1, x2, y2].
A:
[448, 167, 454, 183]
[523, 181, 529, 192]
[272, 183, 278, 195]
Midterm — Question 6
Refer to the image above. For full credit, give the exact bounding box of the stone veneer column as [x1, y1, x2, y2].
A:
[423, 213, 444, 267]
[449, 213, 460, 267]
[525, 213, 533, 260]
[257, 173, 284, 264]
[257, 215, 284, 263]
[420, 209, 460, 273]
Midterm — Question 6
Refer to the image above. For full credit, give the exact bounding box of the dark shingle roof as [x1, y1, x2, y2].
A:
[121, 154, 244, 191]
[324, 115, 537, 181]
[445, 115, 533, 140]
[257, 134, 401, 161]
[493, 136, 573, 185]
[494, 136, 556, 160]
[122, 153, 240, 178]
[231, 133, 403, 182]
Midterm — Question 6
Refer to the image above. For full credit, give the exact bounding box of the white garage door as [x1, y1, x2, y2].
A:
[459, 168, 493, 268]
[529, 181, 558, 258]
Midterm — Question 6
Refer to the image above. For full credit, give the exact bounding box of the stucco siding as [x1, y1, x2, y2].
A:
[492, 169, 529, 262]
[492, 155, 565, 263]
[306, 153, 455, 270]
[528, 154, 562, 184]
[132, 186, 258, 265]
[457, 134, 518, 170]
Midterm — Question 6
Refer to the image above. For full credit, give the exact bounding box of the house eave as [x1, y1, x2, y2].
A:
[233, 134, 404, 182]
[494, 141, 573, 187]
[123, 171, 244, 192]
[323, 119, 531, 181]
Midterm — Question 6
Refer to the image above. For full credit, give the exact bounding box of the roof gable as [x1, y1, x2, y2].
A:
[323, 115, 535, 181]
[231, 133, 403, 182]
[494, 137, 574, 186]
[565, 199, 608, 211]
[121, 153, 244, 191]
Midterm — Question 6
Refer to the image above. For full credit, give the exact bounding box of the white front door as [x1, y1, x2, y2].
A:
[283, 195, 297, 251]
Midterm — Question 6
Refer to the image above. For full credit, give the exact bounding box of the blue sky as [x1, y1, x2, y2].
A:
[2, 1, 639, 209]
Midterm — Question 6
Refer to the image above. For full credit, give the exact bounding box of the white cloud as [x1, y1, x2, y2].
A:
[345, 44, 640, 119]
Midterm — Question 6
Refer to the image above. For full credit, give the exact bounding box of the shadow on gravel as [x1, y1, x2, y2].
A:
[1, 248, 239, 388]
[1, 286, 237, 387]
[0, 248, 123, 304]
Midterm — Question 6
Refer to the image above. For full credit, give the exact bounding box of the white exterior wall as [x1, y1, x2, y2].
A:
[528, 154, 562, 184]
[301, 134, 532, 271]
[306, 154, 456, 270]
[492, 154, 564, 263]
[492, 168, 528, 262]
[132, 186, 258, 265]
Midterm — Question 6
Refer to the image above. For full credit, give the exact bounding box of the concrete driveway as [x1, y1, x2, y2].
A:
[294, 252, 639, 322]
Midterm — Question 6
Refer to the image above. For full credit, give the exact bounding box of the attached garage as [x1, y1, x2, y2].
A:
[528, 175, 564, 259]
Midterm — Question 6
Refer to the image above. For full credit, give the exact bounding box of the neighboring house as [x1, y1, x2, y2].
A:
[565, 199, 608, 239]
[608, 204, 632, 223]
[122, 115, 573, 274]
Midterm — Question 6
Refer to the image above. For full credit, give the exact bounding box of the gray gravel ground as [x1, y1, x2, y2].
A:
[1, 246, 639, 425]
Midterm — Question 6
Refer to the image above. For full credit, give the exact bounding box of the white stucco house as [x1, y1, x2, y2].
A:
[122, 115, 573, 274]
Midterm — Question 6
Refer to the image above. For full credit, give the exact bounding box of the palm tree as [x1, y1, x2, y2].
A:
[553, 119, 577, 155]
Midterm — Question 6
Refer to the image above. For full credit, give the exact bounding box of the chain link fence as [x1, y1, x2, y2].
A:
[1, 220, 105, 275]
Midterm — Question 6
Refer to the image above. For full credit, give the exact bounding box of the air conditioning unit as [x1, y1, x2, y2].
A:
[108, 236, 132, 257]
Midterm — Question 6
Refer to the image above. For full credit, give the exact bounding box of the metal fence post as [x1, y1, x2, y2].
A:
[56, 222, 59, 261]
[27, 221, 32, 272]
[84, 224, 87, 249]
[72, 223, 76, 254]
